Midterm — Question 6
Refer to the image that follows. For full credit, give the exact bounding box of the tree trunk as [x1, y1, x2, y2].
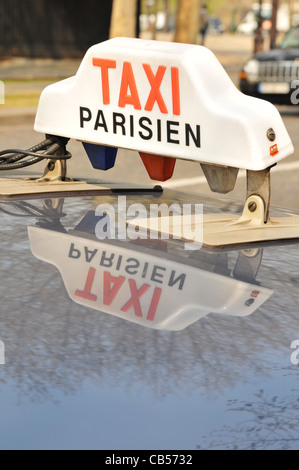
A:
[174, 0, 201, 44]
[164, 0, 170, 32]
[270, 0, 278, 49]
[109, 0, 138, 38]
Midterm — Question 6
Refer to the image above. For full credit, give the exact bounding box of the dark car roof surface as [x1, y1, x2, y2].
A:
[0, 188, 299, 450]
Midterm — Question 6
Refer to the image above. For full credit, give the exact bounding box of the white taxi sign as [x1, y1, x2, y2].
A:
[34, 37, 293, 171]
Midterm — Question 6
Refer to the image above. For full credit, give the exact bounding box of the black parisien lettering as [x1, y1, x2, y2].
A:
[139, 117, 153, 140]
[167, 120, 180, 144]
[79, 107, 200, 148]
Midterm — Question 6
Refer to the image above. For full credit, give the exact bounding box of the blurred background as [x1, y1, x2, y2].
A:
[0, 0, 296, 76]
[0, 0, 295, 58]
[0, 0, 296, 111]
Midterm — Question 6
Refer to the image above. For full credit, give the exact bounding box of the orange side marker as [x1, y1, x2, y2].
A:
[270, 144, 278, 157]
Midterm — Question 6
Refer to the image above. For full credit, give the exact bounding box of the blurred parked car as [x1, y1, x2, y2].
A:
[208, 17, 225, 35]
[239, 25, 299, 105]
[237, 11, 257, 35]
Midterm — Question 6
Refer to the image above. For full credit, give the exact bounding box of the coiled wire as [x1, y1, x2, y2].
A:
[0, 136, 71, 171]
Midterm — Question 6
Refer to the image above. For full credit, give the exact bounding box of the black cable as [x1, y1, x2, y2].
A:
[0, 138, 54, 164]
[0, 136, 71, 171]
[0, 147, 71, 161]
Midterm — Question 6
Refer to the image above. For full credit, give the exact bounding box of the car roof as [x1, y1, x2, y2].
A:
[0, 187, 299, 450]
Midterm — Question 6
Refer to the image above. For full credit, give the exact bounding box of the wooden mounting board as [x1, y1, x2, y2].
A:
[127, 213, 299, 248]
[0, 178, 156, 199]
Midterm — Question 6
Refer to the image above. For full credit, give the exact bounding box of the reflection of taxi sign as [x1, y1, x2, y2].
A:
[34, 37, 293, 176]
[28, 226, 273, 331]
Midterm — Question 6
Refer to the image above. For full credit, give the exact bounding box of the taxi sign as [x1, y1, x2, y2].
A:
[34, 37, 293, 172]
[3, 38, 299, 248]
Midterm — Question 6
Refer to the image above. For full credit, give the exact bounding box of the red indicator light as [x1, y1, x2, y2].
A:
[140, 152, 176, 181]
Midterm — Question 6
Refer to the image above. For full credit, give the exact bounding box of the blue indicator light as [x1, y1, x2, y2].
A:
[83, 143, 118, 170]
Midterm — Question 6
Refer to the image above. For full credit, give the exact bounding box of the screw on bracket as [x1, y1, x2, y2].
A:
[248, 201, 257, 212]
[47, 161, 56, 171]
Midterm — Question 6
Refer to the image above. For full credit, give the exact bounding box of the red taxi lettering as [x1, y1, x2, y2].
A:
[171, 67, 180, 115]
[121, 279, 151, 317]
[103, 272, 125, 306]
[118, 62, 141, 110]
[143, 64, 168, 114]
[147, 287, 162, 321]
[75, 269, 162, 322]
[75, 267, 97, 301]
[92, 58, 181, 116]
[92, 58, 116, 105]
[120, 280, 162, 321]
